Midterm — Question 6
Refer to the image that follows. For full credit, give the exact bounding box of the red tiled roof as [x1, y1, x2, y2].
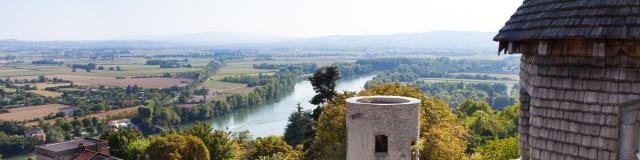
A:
[72, 150, 97, 160]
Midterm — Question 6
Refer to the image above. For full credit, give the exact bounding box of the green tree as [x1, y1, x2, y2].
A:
[184, 122, 240, 160]
[194, 88, 209, 103]
[457, 99, 493, 118]
[472, 136, 519, 160]
[247, 136, 300, 159]
[45, 129, 65, 143]
[209, 130, 240, 160]
[283, 103, 313, 147]
[460, 101, 519, 152]
[258, 152, 297, 160]
[307, 83, 468, 160]
[92, 103, 107, 112]
[309, 66, 340, 105]
[305, 93, 352, 159]
[184, 122, 213, 144]
[37, 75, 47, 83]
[146, 134, 210, 160]
[308, 66, 340, 120]
[99, 128, 143, 159]
[127, 139, 150, 160]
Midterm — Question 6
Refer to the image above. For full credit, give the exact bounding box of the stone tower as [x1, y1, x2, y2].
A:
[345, 96, 420, 160]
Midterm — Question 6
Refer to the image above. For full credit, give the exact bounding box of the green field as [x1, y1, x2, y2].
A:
[419, 78, 519, 85]
[0, 65, 203, 78]
[0, 85, 16, 93]
[447, 72, 520, 80]
[200, 60, 277, 92]
[198, 58, 344, 100]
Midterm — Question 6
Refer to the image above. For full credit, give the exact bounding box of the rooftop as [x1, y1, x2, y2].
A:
[37, 138, 101, 152]
[494, 0, 640, 41]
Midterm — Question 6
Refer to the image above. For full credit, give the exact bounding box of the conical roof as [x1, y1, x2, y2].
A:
[494, 0, 640, 41]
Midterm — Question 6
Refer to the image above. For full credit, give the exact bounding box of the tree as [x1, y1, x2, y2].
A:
[88, 63, 97, 70]
[247, 136, 300, 159]
[92, 103, 107, 112]
[127, 139, 150, 160]
[209, 130, 240, 160]
[307, 83, 468, 160]
[183, 123, 239, 159]
[37, 75, 47, 83]
[457, 99, 493, 118]
[309, 66, 340, 105]
[45, 129, 65, 143]
[99, 128, 143, 159]
[284, 103, 313, 147]
[184, 122, 213, 144]
[308, 66, 340, 120]
[146, 134, 210, 160]
[258, 152, 298, 160]
[305, 93, 352, 159]
[194, 88, 209, 103]
[116, 66, 122, 71]
[178, 91, 191, 103]
[472, 136, 519, 160]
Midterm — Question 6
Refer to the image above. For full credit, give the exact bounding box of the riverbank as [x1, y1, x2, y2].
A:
[182, 75, 375, 137]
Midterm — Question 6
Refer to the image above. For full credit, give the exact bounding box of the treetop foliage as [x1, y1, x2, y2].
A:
[308, 66, 341, 106]
[307, 83, 468, 160]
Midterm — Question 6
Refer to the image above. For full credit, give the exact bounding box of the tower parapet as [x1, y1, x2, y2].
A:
[346, 96, 420, 160]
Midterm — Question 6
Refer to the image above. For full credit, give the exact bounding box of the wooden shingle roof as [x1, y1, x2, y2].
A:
[494, 0, 640, 41]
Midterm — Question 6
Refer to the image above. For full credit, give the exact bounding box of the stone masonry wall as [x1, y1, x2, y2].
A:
[346, 96, 420, 160]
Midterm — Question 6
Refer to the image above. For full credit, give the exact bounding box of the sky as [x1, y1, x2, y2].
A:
[0, 0, 522, 41]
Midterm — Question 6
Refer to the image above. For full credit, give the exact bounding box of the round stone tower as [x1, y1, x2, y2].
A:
[346, 96, 420, 160]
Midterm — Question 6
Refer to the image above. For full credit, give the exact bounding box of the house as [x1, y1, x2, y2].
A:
[494, 1, 640, 159]
[106, 119, 131, 129]
[58, 106, 78, 116]
[24, 127, 46, 141]
[35, 137, 120, 160]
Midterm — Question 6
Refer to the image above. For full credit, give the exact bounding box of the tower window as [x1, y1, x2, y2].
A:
[375, 135, 388, 153]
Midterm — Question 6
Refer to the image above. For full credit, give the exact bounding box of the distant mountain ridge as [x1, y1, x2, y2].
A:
[258, 31, 497, 51]
[0, 31, 498, 52]
[125, 32, 294, 45]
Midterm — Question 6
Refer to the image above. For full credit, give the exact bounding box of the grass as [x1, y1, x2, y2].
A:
[32, 83, 71, 89]
[23, 106, 141, 127]
[29, 90, 63, 97]
[196, 59, 307, 101]
[0, 86, 16, 93]
[0, 104, 70, 121]
[0, 66, 203, 78]
[201, 80, 246, 90]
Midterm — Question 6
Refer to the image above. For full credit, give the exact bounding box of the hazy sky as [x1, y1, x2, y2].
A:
[0, 0, 522, 40]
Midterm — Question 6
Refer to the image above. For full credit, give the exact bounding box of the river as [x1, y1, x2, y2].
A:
[199, 75, 374, 137]
[5, 76, 373, 160]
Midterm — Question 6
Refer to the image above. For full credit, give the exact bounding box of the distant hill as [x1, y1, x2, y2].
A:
[250, 31, 498, 51]
[0, 31, 499, 53]
[126, 32, 294, 46]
